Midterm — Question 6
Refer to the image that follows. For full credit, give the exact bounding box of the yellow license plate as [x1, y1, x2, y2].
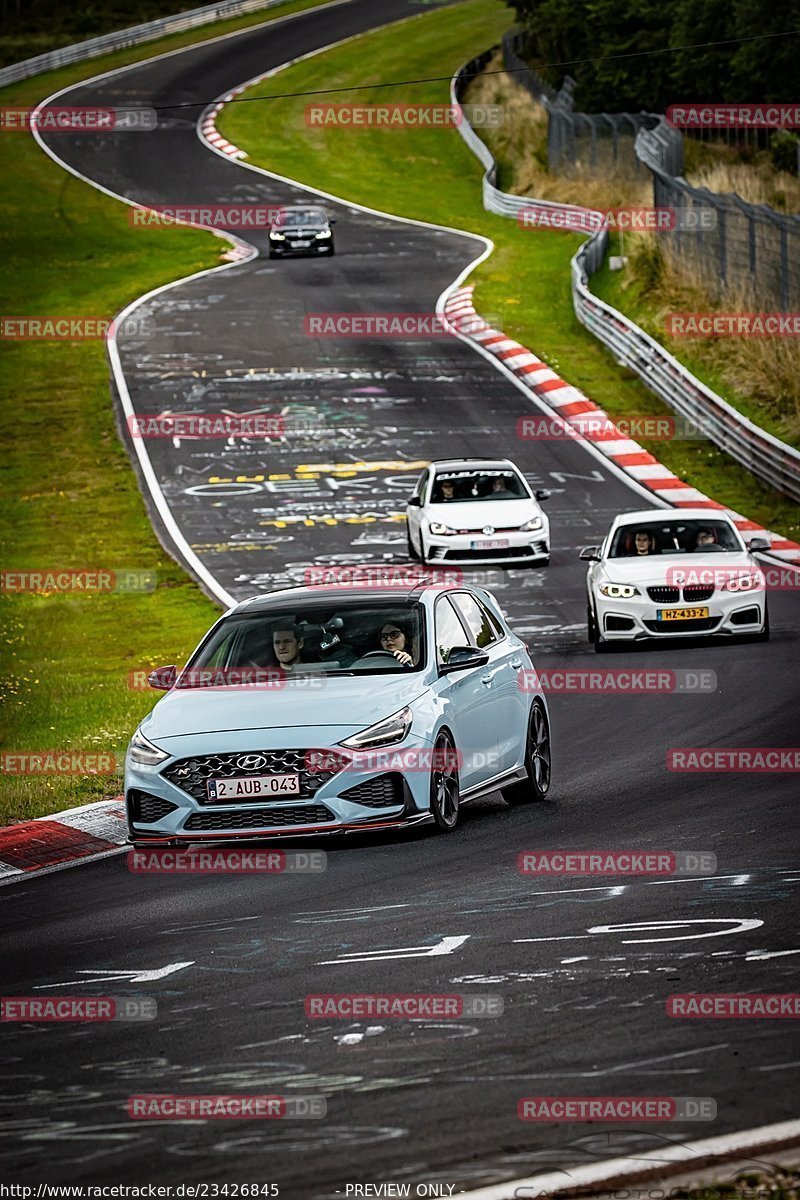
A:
[657, 606, 710, 621]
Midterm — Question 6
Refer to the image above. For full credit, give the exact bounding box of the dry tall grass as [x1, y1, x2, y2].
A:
[462, 58, 800, 443]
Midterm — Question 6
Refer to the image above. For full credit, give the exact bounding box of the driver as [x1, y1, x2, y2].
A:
[272, 625, 307, 671]
[633, 529, 657, 556]
[695, 528, 717, 548]
[379, 620, 417, 667]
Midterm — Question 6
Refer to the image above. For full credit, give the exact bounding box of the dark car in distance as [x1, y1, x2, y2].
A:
[268, 206, 336, 258]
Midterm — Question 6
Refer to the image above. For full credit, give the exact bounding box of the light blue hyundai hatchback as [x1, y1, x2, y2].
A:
[125, 582, 551, 843]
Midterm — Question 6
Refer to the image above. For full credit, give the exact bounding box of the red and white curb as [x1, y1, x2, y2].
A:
[201, 83, 250, 159]
[456, 1117, 800, 1199]
[0, 799, 127, 883]
[445, 286, 800, 563]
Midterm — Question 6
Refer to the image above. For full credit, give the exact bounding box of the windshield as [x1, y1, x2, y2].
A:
[181, 600, 426, 685]
[275, 209, 326, 227]
[431, 469, 528, 503]
[609, 519, 743, 558]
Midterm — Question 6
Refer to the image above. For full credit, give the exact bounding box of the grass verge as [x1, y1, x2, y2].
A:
[0, 0, 342, 826]
[219, 0, 800, 541]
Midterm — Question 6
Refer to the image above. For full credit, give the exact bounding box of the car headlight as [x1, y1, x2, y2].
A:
[429, 522, 456, 536]
[722, 573, 763, 592]
[339, 707, 412, 750]
[315, 230, 332, 239]
[127, 727, 169, 766]
[269, 231, 286, 240]
[599, 583, 640, 598]
[520, 516, 543, 532]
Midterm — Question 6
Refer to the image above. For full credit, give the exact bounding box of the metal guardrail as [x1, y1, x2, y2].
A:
[0, 0, 287, 88]
[452, 53, 800, 505]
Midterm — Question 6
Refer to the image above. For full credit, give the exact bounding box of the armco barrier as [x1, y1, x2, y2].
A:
[451, 52, 800, 505]
[0, 0, 289, 89]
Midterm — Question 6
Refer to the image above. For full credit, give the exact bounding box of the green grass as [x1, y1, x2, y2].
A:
[220, 0, 800, 543]
[0, 0, 343, 826]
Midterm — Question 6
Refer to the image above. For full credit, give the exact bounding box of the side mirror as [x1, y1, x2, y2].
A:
[535, 489, 551, 501]
[148, 664, 177, 690]
[579, 546, 601, 561]
[329, 217, 336, 225]
[747, 536, 770, 552]
[407, 496, 421, 507]
[440, 646, 490, 674]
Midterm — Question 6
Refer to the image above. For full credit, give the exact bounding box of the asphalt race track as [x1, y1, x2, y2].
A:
[3, 0, 800, 1194]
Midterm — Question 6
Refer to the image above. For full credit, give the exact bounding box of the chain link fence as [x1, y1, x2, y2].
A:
[502, 29, 799, 308]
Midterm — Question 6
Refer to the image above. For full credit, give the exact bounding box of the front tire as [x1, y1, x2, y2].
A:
[407, 524, 420, 561]
[503, 700, 551, 805]
[430, 731, 460, 832]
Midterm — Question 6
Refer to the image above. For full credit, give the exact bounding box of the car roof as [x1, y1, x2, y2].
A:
[609, 508, 736, 527]
[429, 458, 518, 471]
[232, 583, 440, 614]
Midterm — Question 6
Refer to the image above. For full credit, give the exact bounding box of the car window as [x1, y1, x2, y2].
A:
[411, 469, 428, 502]
[450, 593, 500, 648]
[431, 469, 528, 502]
[609, 520, 742, 558]
[434, 596, 471, 666]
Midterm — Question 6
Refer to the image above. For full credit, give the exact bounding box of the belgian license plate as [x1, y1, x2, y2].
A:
[207, 774, 300, 801]
[294, 240, 311, 248]
[471, 539, 509, 550]
[657, 606, 710, 621]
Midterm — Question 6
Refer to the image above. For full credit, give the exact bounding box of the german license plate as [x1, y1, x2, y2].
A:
[471, 539, 509, 550]
[207, 774, 300, 801]
[293, 240, 311, 248]
[657, 606, 710, 621]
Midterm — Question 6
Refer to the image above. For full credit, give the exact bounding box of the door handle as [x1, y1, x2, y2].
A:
[510, 659, 522, 669]
[481, 675, 493, 686]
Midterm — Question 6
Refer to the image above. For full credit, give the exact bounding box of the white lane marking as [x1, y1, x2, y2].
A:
[34, 962, 194, 987]
[318, 935, 469, 965]
[455, 1118, 800, 1200]
[514, 919, 764, 945]
[745, 947, 800, 961]
[648, 874, 752, 886]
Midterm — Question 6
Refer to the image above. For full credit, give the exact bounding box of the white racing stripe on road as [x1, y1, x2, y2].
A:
[456, 1118, 800, 1199]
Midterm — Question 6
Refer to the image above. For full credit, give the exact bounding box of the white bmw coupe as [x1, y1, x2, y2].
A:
[581, 509, 771, 651]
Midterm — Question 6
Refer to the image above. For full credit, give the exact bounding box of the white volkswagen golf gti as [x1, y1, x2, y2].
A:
[405, 458, 551, 567]
[581, 509, 771, 651]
